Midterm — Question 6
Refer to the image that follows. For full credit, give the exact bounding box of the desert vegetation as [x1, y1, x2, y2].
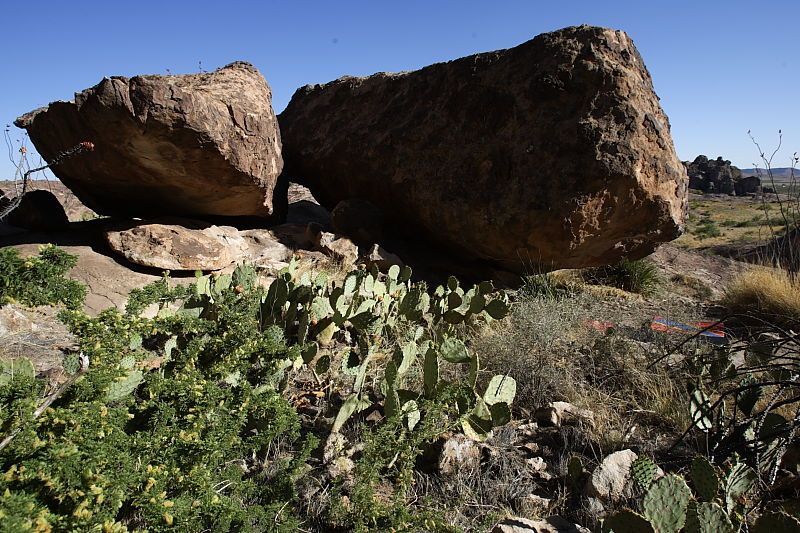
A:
[0, 242, 798, 532]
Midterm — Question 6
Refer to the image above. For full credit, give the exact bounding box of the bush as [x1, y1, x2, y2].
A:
[0, 244, 85, 309]
[583, 258, 661, 296]
[0, 277, 312, 531]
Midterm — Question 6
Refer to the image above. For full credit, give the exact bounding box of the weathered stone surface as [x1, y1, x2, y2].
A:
[105, 219, 294, 272]
[280, 25, 687, 272]
[15, 62, 283, 219]
[0, 189, 69, 231]
[684, 155, 755, 195]
[535, 401, 595, 428]
[585, 449, 638, 502]
[438, 434, 481, 475]
[491, 516, 590, 533]
[105, 220, 245, 271]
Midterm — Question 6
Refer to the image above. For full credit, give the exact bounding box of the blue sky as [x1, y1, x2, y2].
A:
[2, 0, 798, 180]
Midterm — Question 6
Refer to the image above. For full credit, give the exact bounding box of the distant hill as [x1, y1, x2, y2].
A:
[740, 167, 796, 180]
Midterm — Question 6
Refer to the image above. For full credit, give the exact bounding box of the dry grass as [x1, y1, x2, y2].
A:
[723, 267, 800, 326]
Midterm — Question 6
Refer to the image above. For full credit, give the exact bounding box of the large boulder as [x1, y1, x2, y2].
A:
[15, 62, 284, 220]
[279, 25, 687, 273]
[0, 189, 69, 231]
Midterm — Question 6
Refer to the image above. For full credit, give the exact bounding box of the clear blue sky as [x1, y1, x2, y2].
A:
[2, 0, 798, 180]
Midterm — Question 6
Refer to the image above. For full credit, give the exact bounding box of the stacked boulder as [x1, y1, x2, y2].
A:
[10, 25, 689, 279]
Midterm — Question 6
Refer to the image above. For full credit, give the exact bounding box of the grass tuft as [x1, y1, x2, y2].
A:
[583, 258, 661, 296]
[723, 267, 800, 325]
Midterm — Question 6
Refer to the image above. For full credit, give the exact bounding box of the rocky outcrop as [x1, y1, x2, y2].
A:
[735, 175, 761, 195]
[280, 25, 687, 273]
[15, 62, 284, 220]
[685, 155, 758, 195]
[0, 189, 69, 231]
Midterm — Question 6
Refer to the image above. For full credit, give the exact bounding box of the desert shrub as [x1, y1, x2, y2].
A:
[0, 244, 85, 309]
[0, 258, 517, 531]
[0, 275, 312, 531]
[583, 258, 661, 296]
[693, 217, 722, 239]
[722, 267, 800, 325]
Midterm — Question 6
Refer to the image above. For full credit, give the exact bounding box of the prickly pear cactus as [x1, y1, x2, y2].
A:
[483, 375, 516, 406]
[724, 462, 757, 513]
[691, 456, 719, 502]
[603, 509, 655, 533]
[106, 370, 144, 402]
[62, 352, 81, 375]
[631, 456, 658, 490]
[642, 474, 691, 533]
[684, 501, 735, 533]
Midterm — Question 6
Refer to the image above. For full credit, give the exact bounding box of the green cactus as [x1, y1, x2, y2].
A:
[685, 501, 735, 533]
[690, 456, 719, 502]
[484, 298, 510, 320]
[631, 456, 659, 490]
[62, 352, 81, 375]
[106, 370, 144, 402]
[440, 337, 470, 363]
[462, 399, 493, 442]
[603, 510, 655, 533]
[642, 474, 691, 533]
[232, 263, 257, 291]
[423, 347, 439, 398]
[566, 456, 584, 487]
[489, 402, 511, 426]
[119, 355, 136, 370]
[690, 389, 713, 431]
[483, 375, 516, 406]
[724, 462, 757, 514]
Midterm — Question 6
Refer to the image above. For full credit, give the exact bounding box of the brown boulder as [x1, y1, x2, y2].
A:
[279, 25, 687, 272]
[1, 189, 69, 231]
[15, 62, 283, 220]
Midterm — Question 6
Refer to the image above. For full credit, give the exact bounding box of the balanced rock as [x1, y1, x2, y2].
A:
[280, 25, 687, 272]
[15, 62, 283, 219]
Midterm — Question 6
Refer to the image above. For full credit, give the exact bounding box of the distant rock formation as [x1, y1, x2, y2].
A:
[684, 155, 760, 195]
[280, 25, 688, 273]
[15, 62, 284, 220]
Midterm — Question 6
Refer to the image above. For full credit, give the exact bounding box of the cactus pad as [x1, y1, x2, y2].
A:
[643, 474, 691, 533]
[691, 456, 719, 502]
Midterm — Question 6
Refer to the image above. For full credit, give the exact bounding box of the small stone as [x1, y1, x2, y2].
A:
[316, 232, 359, 266]
[585, 449, 638, 502]
[491, 516, 590, 533]
[439, 434, 481, 475]
[361, 244, 404, 272]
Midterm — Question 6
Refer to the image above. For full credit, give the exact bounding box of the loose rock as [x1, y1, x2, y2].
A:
[585, 449, 638, 502]
[491, 516, 590, 533]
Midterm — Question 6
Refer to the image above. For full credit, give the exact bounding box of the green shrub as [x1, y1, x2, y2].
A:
[693, 217, 722, 239]
[583, 258, 661, 295]
[0, 274, 311, 531]
[0, 244, 85, 309]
